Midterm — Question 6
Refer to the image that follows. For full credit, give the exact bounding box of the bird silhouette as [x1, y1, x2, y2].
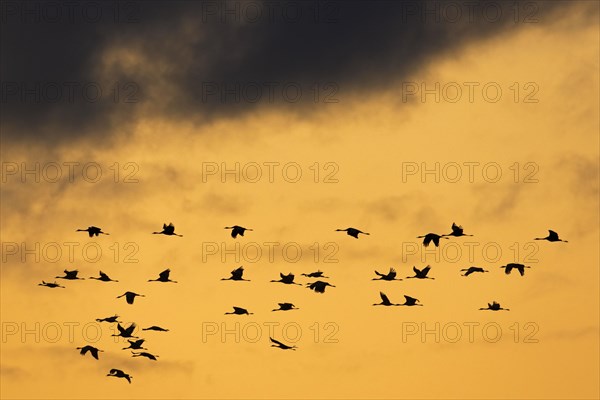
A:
[406, 265, 435, 280]
[372, 268, 402, 281]
[307, 280, 335, 293]
[416, 233, 448, 247]
[221, 266, 250, 281]
[38, 281, 65, 288]
[132, 351, 158, 361]
[443, 223, 473, 237]
[373, 291, 400, 306]
[225, 225, 253, 238]
[56, 269, 84, 280]
[271, 272, 301, 285]
[122, 339, 146, 350]
[270, 337, 297, 350]
[301, 270, 329, 278]
[480, 301, 509, 311]
[76, 345, 103, 360]
[96, 315, 120, 323]
[336, 228, 369, 239]
[112, 323, 138, 338]
[460, 266, 489, 276]
[117, 292, 145, 304]
[107, 369, 132, 384]
[142, 326, 169, 332]
[76, 226, 109, 237]
[500, 263, 531, 276]
[401, 295, 422, 306]
[148, 269, 177, 283]
[89, 271, 118, 282]
[534, 230, 568, 243]
[152, 223, 182, 237]
[225, 306, 253, 315]
[272, 303, 299, 311]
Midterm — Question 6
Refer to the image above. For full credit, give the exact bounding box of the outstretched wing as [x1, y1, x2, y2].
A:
[99, 271, 109, 280]
[413, 266, 420, 274]
[422, 266, 431, 275]
[380, 291, 390, 304]
[159, 269, 171, 280]
[270, 337, 285, 347]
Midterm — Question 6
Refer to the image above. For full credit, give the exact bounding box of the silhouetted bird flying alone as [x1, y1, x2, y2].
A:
[225, 306, 253, 315]
[132, 351, 158, 361]
[307, 280, 335, 293]
[461, 266, 488, 276]
[77, 345, 103, 360]
[500, 263, 531, 276]
[406, 266, 434, 280]
[372, 268, 402, 281]
[122, 339, 146, 350]
[272, 302, 298, 311]
[373, 291, 400, 306]
[225, 225, 253, 238]
[271, 272, 301, 285]
[417, 233, 448, 247]
[117, 292, 145, 304]
[270, 337, 297, 350]
[401, 295, 422, 306]
[336, 227, 369, 238]
[107, 369, 132, 384]
[77, 226, 109, 237]
[148, 269, 177, 283]
[96, 315, 120, 323]
[38, 281, 65, 288]
[222, 266, 249, 281]
[142, 326, 169, 332]
[444, 223, 473, 237]
[89, 271, 118, 282]
[152, 223, 182, 237]
[112, 323, 138, 338]
[480, 301, 509, 311]
[56, 269, 84, 280]
[301, 270, 328, 278]
[534, 230, 568, 243]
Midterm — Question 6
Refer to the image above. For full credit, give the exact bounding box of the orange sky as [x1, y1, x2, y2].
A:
[1, 1, 599, 399]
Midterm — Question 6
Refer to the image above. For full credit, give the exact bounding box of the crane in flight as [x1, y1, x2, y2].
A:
[76, 226, 109, 237]
[301, 270, 329, 278]
[222, 266, 250, 281]
[460, 266, 488, 276]
[443, 223, 473, 237]
[479, 301, 509, 311]
[96, 315, 120, 323]
[335, 227, 369, 239]
[38, 281, 65, 288]
[271, 272, 301, 285]
[270, 337, 297, 350]
[406, 266, 435, 280]
[307, 280, 335, 293]
[132, 351, 159, 361]
[416, 233, 448, 247]
[152, 223, 182, 237]
[148, 269, 177, 283]
[272, 303, 299, 311]
[534, 230, 568, 243]
[225, 306, 253, 315]
[122, 339, 146, 350]
[500, 263, 531, 276]
[373, 292, 400, 306]
[112, 323, 138, 338]
[56, 270, 84, 280]
[116, 291, 145, 304]
[401, 295, 422, 306]
[89, 271, 118, 282]
[76, 345, 103, 360]
[107, 369, 132, 384]
[225, 225, 253, 238]
[372, 268, 402, 281]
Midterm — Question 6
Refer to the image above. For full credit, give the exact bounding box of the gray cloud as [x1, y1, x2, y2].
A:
[1, 0, 577, 146]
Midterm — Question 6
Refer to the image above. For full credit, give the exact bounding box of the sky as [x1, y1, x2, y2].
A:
[1, 1, 599, 399]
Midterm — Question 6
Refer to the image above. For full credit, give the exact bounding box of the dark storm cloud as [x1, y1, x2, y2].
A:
[0, 0, 575, 144]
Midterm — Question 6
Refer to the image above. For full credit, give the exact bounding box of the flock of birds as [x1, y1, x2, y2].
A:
[37, 223, 568, 383]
